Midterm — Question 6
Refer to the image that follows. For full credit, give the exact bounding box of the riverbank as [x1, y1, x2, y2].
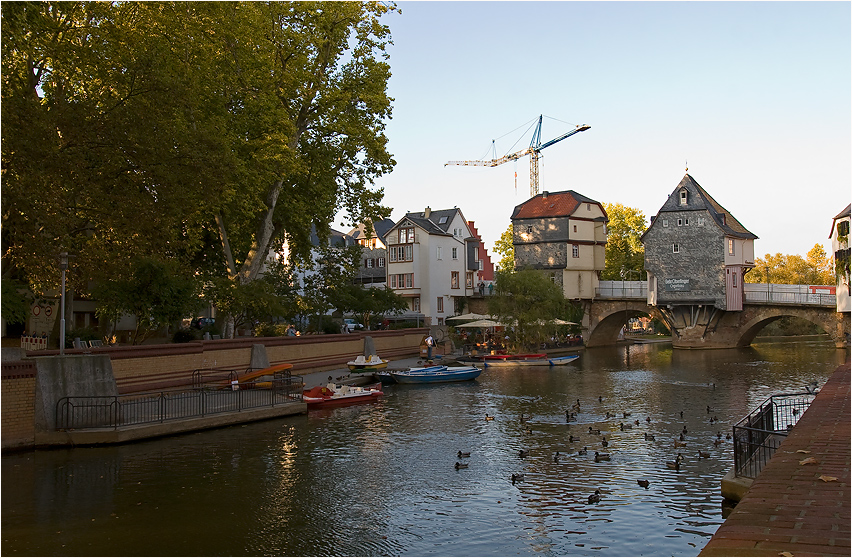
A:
[700, 360, 850, 556]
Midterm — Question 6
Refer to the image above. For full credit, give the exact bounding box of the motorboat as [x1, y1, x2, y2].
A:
[347, 354, 389, 372]
[302, 382, 384, 408]
[483, 355, 580, 368]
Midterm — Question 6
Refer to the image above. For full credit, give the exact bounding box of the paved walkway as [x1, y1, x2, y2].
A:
[700, 361, 850, 557]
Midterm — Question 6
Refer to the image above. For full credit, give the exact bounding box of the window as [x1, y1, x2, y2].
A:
[733, 273, 738, 288]
[684, 218, 689, 226]
[662, 219, 669, 228]
[390, 275, 397, 288]
[366, 259, 374, 268]
[405, 273, 413, 288]
[404, 244, 413, 261]
[437, 297, 444, 313]
[438, 216, 448, 224]
[526, 225, 533, 234]
[728, 239, 735, 256]
[673, 243, 680, 254]
[572, 244, 579, 258]
[399, 227, 415, 243]
[378, 257, 385, 267]
[586, 203, 591, 211]
[839, 221, 850, 236]
[677, 218, 683, 226]
[478, 260, 483, 270]
[550, 272, 559, 283]
[452, 247, 458, 260]
[437, 246, 443, 260]
[451, 271, 459, 289]
[466, 272, 474, 288]
[680, 191, 687, 205]
[413, 297, 420, 312]
[573, 225, 577, 233]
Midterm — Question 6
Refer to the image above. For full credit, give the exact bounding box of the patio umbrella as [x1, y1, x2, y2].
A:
[456, 319, 503, 328]
[447, 313, 490, 321]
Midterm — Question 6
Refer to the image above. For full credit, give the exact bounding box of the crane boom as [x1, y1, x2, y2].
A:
[445, 116, 590, 197]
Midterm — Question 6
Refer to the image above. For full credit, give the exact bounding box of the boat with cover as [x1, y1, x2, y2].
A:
[389, 365, 482, 384]
[483, 355, 580, 368]
[459, 353, 546, 363]
[302, 382, 384, 408]
[347, 354, 389, 371]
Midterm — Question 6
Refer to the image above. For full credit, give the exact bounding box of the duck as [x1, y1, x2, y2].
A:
[485, 414, 495, 421]
[680, 410, 684, 419]
[673, 440, 687, 448]
[587, 489, 602, 504]
[666, 453, 685, 469]
[554, 451, 561, 463]
[605, 411, 616, 419]
[706, 405, 712, 414]
[520, 413, 532, 422]
[682, 425, 688, 435]
[454, 462, 469, 470]
[713, 438, 723, 447]
[725, 432, 732, 440]
[697, 450, 710, 458]
[644, 432, 656, 441]
[637, 479, 650, 489]
[619, 422, 632, 431]
[601, 436, 609, 448]
[634, 419, 640, 426]
[646, 416, 652, 423]
[679, 433, 686, 441]
[518, 449, 530, 458]
[588, 427, 601, 435]
[716, 431, 722, 439]
[568, 434, 576, 443]
[594, 451, 611, 462]
[457, 451, 470, 458]
[599, 395, 603, 403]
[577, 446, 588, 456]
[623, 411, 632, 418]
[511, 473, 524, 484]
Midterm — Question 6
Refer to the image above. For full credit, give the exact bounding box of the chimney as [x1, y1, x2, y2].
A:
[542, 191, 548, 199]
[424, 206, 431, 219]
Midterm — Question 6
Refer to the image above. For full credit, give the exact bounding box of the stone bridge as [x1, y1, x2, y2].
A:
[583, 299, 849, 349]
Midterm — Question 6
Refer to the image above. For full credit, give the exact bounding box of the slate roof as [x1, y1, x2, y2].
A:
[397, 208, 466, 236]
[511, 190, 606, 220]
[642, 174, 757, 240]
[829, 203, 851, 238]
[348, 218, 396, 244]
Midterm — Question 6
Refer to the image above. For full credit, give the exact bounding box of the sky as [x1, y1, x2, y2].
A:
[337, 1, 851, 261]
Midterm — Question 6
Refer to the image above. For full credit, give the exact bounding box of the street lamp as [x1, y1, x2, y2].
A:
[59, 252, 68, 355]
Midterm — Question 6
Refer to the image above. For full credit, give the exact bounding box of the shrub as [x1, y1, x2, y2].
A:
[172, 328, 197, 343]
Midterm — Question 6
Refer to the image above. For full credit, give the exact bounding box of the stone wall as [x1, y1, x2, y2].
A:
[1, 361, 37, 449]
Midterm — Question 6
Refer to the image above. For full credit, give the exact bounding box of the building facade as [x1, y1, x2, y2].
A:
[385, 207, 477, 324]
[829, 203, 850, 313]
[348, 218, 395, 287]
[511, 190, 608, 299]
[641, 173, 757, 312]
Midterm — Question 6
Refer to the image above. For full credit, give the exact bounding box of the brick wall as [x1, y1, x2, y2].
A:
[2, 361, 37, 449]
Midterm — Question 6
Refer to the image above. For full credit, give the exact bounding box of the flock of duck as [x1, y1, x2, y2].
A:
[453, 395, 735, 505]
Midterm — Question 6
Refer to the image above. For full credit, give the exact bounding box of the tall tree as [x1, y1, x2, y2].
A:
[602, 203, 646, 280]
[493, 224, 515, 272]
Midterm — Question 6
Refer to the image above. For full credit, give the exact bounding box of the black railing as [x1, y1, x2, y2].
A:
[56, 371, 304, 431]
[732, 392, 814, 479]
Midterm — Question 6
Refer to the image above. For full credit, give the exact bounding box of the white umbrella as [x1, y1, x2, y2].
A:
[456, 319, 503, 328]
[447, 313, 490, 321]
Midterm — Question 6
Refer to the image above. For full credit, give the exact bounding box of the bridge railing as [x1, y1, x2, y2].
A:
[744, 284, 836, 307]
[596, 280, 647, 299]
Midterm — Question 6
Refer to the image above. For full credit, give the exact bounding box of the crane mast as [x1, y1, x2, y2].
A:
[445, 115, 590, 197]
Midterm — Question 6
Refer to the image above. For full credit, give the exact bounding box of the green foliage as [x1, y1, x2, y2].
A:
[749, 244, 835, 285]
[2, 1, 398, 318]
[488, 269, 578, 350]
[203, 277, 284, 334]
[493, 224, 515, 272]
[602, 203, 646, 280]
[1, 280, 32, 325]
[337, 284, 408, 330]
[172, 328, 197, 344]
[93, 257, 202, 345]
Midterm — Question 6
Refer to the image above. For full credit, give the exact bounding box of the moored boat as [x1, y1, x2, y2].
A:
[482, 354, 580, 368]
[347, 354, 389, 372]
[389, 366, 482, 384]
[302, 382, 384, 408]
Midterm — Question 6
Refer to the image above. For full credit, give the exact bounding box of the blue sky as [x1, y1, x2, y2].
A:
[342, 1, 851, 261]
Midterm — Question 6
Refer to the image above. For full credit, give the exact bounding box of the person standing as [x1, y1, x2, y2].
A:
[425, 333, 435, 360]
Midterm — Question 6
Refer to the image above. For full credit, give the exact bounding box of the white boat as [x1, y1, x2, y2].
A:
[389, 366, 482, 384]
[483, 355, 579, 368]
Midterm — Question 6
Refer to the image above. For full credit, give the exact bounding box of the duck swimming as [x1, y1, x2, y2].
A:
[594, 451, 611, 462]
[511, 473, 524, 484]
[578, 446, 588, 456]
[644, 432, 656, 441]
[588, 427, 601, 435]
[666, 453, 685, 469]
[457, 451, 470, 458]
[637, 479, 650, 489]
[697, 450, 710, 458]
[588, 489, 602, 504]
[518, 449, 530, 458]
[601, 436, 608, 447]
[485, 414, 495, 421]
[620, 422, 632, 431]
[454, 462, 469, 470]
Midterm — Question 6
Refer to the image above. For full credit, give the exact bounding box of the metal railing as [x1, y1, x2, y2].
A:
[743, 290, 836, 306]
[732, 392, 814, 479]
[56, 370, 304, 431]
[596, 280, 647, 299]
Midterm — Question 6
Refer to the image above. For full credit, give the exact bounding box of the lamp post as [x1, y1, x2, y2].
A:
[765, 266, 770, 303]
[59, 252, 68, 356]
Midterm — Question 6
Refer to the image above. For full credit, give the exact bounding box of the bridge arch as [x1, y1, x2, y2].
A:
[585, 300, 665, 348]
[735, 305, 848, 348]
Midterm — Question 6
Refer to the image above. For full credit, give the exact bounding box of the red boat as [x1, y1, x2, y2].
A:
[302, 382, 384, 408]
[460, 353, 547, 362]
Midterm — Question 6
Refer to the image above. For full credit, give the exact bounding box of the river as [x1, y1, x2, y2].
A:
[2, 339, 846, 557]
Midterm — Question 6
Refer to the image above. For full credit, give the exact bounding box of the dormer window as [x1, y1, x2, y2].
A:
[679, 190, 688, 205]
[438, 216, 448, 224]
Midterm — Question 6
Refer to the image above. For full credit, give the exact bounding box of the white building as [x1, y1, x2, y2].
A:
[829, 203, 850, 313]
[385, 207, 478, 325]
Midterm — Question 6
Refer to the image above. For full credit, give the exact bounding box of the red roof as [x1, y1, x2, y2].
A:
[511, 190, 600, 220]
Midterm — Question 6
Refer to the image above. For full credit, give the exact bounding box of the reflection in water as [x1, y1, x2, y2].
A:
[2, 340, 846, 557]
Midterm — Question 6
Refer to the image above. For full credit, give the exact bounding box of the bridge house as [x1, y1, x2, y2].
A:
[511, 190, 608, 299]
[642, 174, 757, 330]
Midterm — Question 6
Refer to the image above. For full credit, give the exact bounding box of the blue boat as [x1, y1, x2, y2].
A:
[389, 366, 482, 384]
[483, 354, 580, 368]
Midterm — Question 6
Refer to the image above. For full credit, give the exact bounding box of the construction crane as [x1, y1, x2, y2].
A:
[445, 115, 590, 197]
